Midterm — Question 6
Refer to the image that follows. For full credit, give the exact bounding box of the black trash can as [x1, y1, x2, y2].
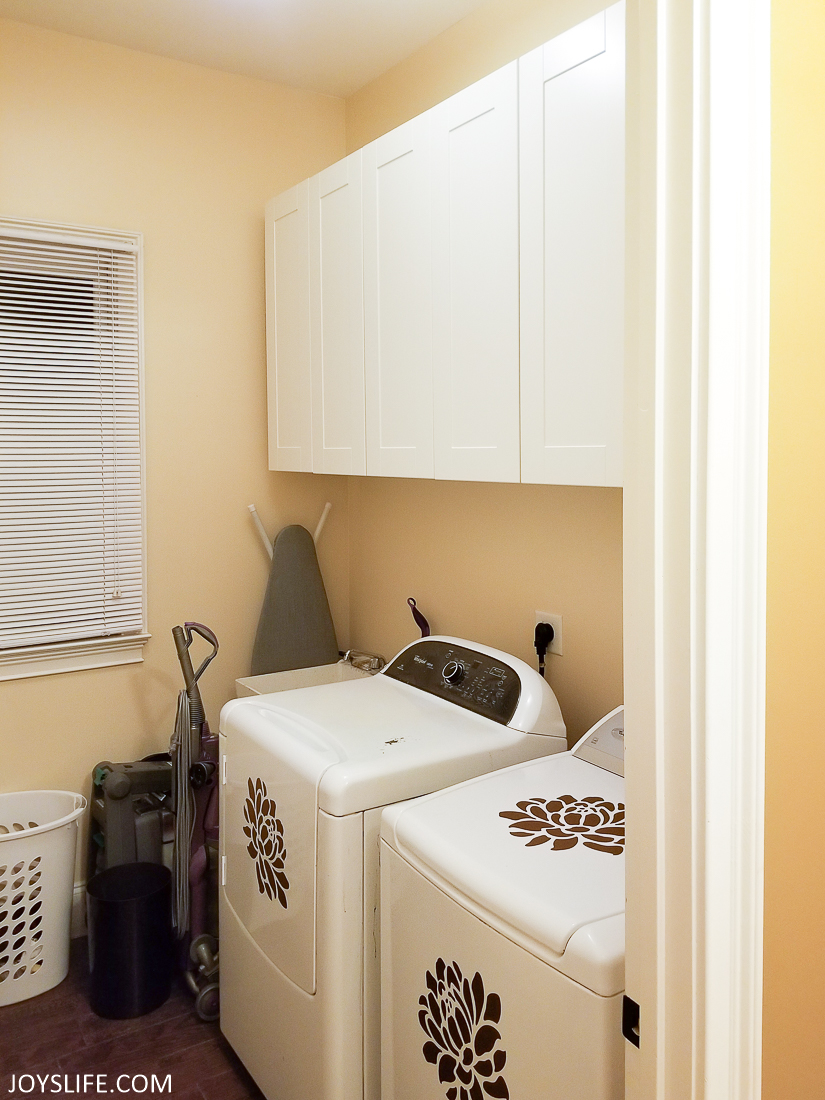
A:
[86, 862, 173, 1019]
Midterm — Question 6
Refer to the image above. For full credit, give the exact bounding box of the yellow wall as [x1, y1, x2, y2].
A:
[343, 0, 624, 744]
[346, 0, 608, 151]
[348, 479, 622, 743]
[763, 3, 825, 1095]
[0, 22, 348, 823]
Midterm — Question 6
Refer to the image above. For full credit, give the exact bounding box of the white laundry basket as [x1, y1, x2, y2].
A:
[0, 791, 86, 1006]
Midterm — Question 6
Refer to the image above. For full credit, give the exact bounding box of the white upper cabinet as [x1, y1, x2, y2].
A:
[309, 152, 366, 475]
[363, 115, 434, 478]
[264, 3, 625, 487]
[430, 62, 521, 483]
[265, 183, 312, 472]
[519, 2, 625, 487]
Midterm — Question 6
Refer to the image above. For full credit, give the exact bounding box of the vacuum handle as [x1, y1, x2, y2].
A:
[173, 622, 219, 692]
[173, 622, 218, 737]
[185, 622, 219, 682]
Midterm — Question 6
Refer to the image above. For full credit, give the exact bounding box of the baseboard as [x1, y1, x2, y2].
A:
[71, 881, 87, 939]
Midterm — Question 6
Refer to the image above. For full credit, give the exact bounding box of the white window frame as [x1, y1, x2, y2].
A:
[0, 216, 149, 680]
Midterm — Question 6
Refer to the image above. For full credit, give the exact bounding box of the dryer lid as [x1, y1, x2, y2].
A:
[386, 751, 625, 959]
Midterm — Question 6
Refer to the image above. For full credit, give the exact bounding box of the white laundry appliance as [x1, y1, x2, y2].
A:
[381, 705, 625, 1100]
[218, 636, 567, 1100]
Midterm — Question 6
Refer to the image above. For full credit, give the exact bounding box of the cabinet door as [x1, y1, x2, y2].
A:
[265, 183, 312, 471]
[520, 2, 625, 486]
[431, 62, 520, 483]
[363, 115, 434, 478]
[309, 152, 366, 475]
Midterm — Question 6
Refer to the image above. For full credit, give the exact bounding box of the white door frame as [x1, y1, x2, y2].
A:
[623, 0, 770, 1097]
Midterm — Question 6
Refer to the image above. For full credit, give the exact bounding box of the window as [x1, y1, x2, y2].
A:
[0, 217, 148, 679]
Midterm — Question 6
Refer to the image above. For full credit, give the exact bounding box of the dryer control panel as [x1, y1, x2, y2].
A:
[383, 639, 520, 725]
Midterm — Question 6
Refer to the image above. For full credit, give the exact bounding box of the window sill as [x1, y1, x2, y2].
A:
[0, 634, 152, 681]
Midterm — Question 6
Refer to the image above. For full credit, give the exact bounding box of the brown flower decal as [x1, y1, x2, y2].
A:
[243, 777, 289, 906]
[419, 958, 509, 1100]
[500, 794, 625, 855]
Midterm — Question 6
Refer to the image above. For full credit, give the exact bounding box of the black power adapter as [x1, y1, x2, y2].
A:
[534, 621, 555, 679]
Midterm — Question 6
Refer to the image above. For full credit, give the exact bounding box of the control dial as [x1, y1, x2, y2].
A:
[442, 660, 465, 685]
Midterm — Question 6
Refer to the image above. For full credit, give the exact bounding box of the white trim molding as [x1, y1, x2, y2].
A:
[0, 634, 152, 681]
[701, 0, 769, 1095]
[623, 0, 769, 1097]
[0, 215, 140, 253]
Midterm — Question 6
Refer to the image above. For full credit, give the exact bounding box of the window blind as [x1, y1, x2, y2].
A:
[0, 230, 144, 650]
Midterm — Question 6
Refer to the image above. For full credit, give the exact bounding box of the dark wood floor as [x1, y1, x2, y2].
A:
[0, 938, 264, 1099]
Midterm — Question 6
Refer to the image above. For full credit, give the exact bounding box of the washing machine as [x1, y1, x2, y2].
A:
[381, 704, 625, 1100]
[218, 636, 567, 1100]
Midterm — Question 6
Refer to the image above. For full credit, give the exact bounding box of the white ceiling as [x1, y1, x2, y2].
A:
[0, 0, 490, 98]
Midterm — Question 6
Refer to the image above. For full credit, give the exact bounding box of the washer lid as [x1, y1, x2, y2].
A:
[221, 670, 566, 817]
[387, 751, 625, 960]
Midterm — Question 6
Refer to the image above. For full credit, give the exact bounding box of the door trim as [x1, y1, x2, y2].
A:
[702, 1, 770, 1094]
[623, 0, 770, 1096]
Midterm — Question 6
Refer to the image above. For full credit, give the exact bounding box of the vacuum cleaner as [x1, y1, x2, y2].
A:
[89, 624, 221, 1016]
[170, 621, 220, 1021]
[88, 622, 220, 1021]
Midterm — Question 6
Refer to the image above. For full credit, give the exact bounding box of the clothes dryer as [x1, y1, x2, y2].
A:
[218, 636, 566, 1100]
[381, 706, 625, 1100]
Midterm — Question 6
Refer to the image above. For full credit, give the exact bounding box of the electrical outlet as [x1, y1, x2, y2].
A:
[535, 611, 563, 656]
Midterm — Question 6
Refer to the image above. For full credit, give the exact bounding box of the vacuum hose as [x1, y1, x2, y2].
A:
[171, 689, 195, 936]
[170, 622, 219, 939]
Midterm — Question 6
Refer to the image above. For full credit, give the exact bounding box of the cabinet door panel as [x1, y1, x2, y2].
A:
[265, 184, 312, 472]
[310, 152, 366, 475]
[363, 116, 433, 478]
[520, 2, 625, 486]
[431, 62, 520, 483]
